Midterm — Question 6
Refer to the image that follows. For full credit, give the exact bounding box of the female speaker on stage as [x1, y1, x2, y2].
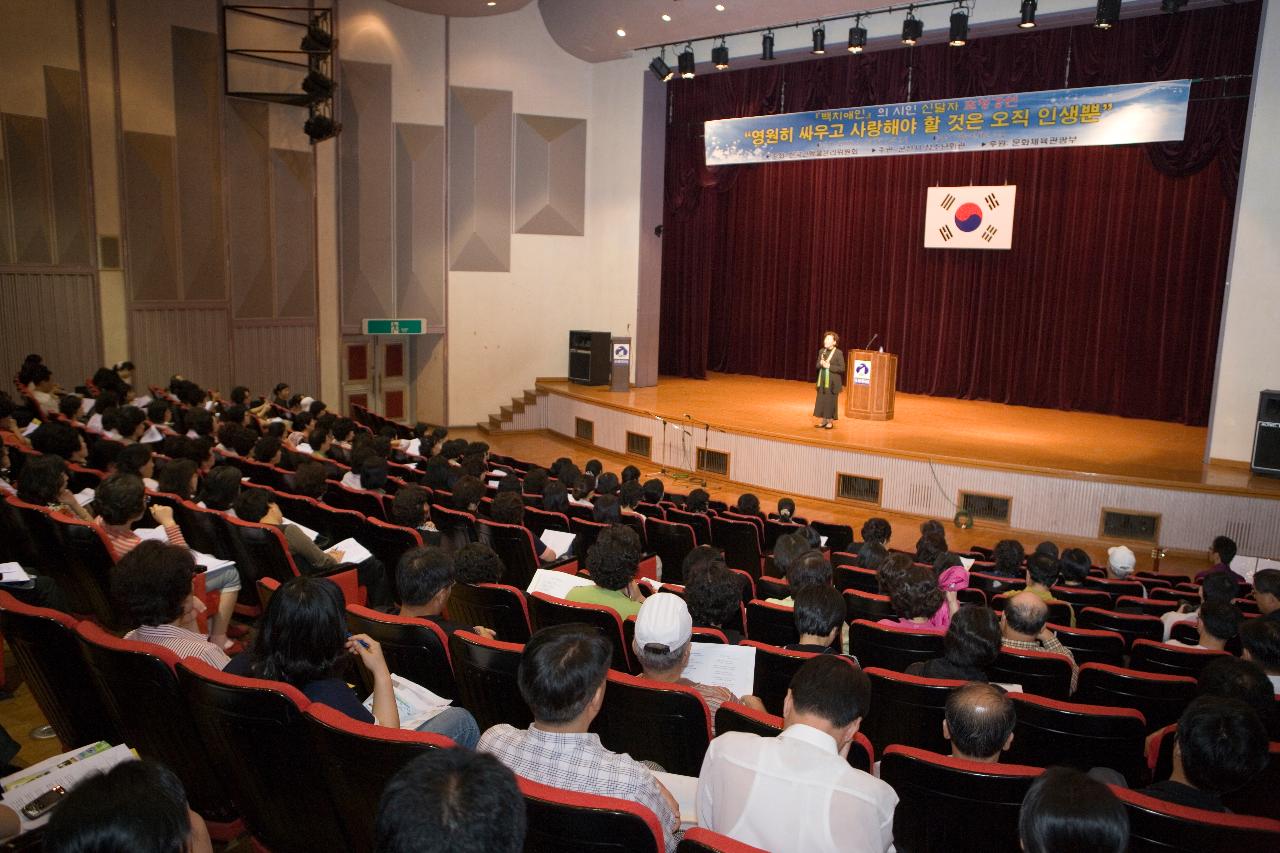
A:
[814, 331, 845, 429]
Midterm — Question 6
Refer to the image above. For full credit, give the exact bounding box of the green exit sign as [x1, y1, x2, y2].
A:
[362, 318, 426, 335]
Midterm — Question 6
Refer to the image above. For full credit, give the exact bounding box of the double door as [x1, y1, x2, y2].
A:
[341, 337, 410, 422]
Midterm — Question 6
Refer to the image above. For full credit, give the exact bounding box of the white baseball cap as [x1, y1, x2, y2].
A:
[1107, 545, 1137, 574]
[634, 592, 692, 652]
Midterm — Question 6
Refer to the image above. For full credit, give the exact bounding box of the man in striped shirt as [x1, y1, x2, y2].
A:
[111, 540, 231, 670]
[95, 473, 241, 652]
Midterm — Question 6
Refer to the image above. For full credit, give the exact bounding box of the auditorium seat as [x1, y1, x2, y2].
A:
[763, 518, 804, 551]
[989, 592, 1073, 627]
[75, 622, 243, 840]
[1077, 607, 1164, 648]
[1147, 728, 1280, 820]
[967, 572, 1025, 599]
[843, 589, 896, 623]
[745, 599, 800, 647]
[753, 575, 789, 601]
[740, 641, 822, 716]
[1006, 693, 1148, 786]
[987, 646, 1075, 700]
[176, 659, 351, 853]
[1074, 663, 1198, 731]
[807, 520, 853, 552]
[1114, 786, 1280, 853]
[429, 503, 478, 551]
[448, 630, 532, 732]
[7, 500, 115, 623]
[713, 701, 874, 774]
[1085, 576, 1147, 601]
[219, 513, 363, 608]
[569, 516, 611, 557]
[524, 505, 572, 537]
[710, 515, 766, 579]
[1050, 585, 1114, 611]
[645, 518, 698, 583]
[1116, 595, 1180, 617]
[861, 667, 964, 755]
[591, 671, 711, 776]
[477, 517, 561, 590]
[0, 593, 118, 750]
[345, 604, 457, 700]
[834, 564, 880, 593]
[1128, 638, 1230, 678]
[676, 827, 769, 853]
[849, 619, 944, 672]
[879, 745, 1044, 853]
[665, 507, 712, 546]
[1046, 622, 1127, 667]
[325, 481, 388, 521]
[356, 518, 423, 595]
[271, 491, 365, 546]
[447, 582, 533, 643]
[303, 703, 452, 851]
[520, 776, 665, 853]
[528, 592, 633, 673]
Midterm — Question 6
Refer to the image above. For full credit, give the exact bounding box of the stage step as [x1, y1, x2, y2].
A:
[482, 388, 547, 434]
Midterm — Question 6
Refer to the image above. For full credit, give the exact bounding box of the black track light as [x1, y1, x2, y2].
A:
[949, 7, 968, 46]
[302, 70, 334, 100]
[304, 113, 340, 143]
[1019, 0, 1037, 28]
[762, 30, 775, 60]
[300, 20, 332, 52]
[1095, 0, 1120, 29]
[812, 24, 826, 54]
[848, 18, 867, 53]
[712, 39, 730, 70]
[678, 44, 695, 79]
[649, 54, 674, 83]
[902, 10, 923, 45]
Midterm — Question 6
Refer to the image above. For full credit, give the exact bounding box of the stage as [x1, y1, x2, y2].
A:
[485, 373, 1280, 560]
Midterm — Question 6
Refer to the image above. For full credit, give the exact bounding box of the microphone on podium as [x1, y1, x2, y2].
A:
[863, 333, 879, 350]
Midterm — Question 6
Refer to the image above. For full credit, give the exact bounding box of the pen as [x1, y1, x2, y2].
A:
[346, 632, 370, 650]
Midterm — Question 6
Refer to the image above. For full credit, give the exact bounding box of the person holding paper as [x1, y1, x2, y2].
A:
[696, 656, 897, 853]
[225, 576, 479, 746]
[232, 489, 393, 607]
[95, 473, 242, 652]
[111, 540, 232, 669]
[393, 547, 497, 640]
[16, 453, 93, 523]
[632, 593, 765, 729]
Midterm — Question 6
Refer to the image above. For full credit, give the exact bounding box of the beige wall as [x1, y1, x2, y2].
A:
[1208, 0, 1280, 463]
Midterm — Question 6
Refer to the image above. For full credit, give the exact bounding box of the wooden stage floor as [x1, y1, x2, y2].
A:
[538, 373, 1278, 496]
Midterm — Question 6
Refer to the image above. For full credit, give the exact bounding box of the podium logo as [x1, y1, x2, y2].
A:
[853, 359, 872, 386]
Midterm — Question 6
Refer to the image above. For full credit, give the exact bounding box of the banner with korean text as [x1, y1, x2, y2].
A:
[703, 80, 1190, 166]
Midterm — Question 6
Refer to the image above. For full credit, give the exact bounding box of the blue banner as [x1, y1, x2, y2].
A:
[703, 80, 1190, 166]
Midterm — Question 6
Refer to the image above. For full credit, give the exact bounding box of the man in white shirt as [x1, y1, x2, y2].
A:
[696, 655, 897, 853]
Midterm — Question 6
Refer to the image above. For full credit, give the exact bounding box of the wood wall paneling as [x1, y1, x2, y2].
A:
[130, 306, 231, 392]
[2, 114, 54, 264]
[0, 155, 13, 264]
[394, 123, 444, 324]
[225, 99, 272, 318]
[0, 273, 101, 385]
[231, 323, 318, 398]
[272, 148, 316, 318]
[338, 60, 393, 328]
[172, 26, 226, 301]
[43, 66, 92, 265]
[121, 131, 179, 301]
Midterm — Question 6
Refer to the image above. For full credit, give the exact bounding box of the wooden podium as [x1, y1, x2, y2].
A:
[845, 350, 898, 421]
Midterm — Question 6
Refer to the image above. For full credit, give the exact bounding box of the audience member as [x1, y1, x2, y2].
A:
[477, 625, 679, 851]
[43, 760, 212, 853]
[685, 488, 710, 513]
[1252, 569, 1280, 623]
[451, 475, 484, 513]
[879, 562, 956, 632]
[631, 593, 765, 725]
[775, 496, 798, 522]
[389, 484, 436, 533]
[914, 532, 948, 566]
[195, 465, 241, 512]
[768, 549, 833, 607]
[454, 542, 504, 585]
[490, 492, 555, 560]
[786, 586, 847, 654]
[29, 420, 88, 463]
[1166, 600, 1241, 652]
[856, 540, 889, 571]
[697, 656, 896, 853]
[1138, 696, 1268, 812]
[991, 539, 1026, 579]
[906, 605, 1001, 682]
[1057, 547, 1092, 587]
[1195, 535, 1245, 588]
[111, 540, 230, 669]
[1196, 656, 1279, 738]
[858, 517, 892, 549]
[1018, 766, 1128, 853]
[1000, 592, 1077, 692]
[374, 749, 525, 853]
[944, 682, 1015, 762]
[1162, 572, 1238, 641]
[641, 478, 665, 505]
[1239, 618, 1280, 694]
[566, 525, 643, 618]
[999, 552, 1073, 626]
[394, 546, 496, 641]
[1104, 545, 1138, 583]
[683, 546, 744, 643]
[113, 443, 157, 490]
[17, 453, 93, 521]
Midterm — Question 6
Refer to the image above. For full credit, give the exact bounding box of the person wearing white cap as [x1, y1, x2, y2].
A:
[632, 594, 765, 730]
[1106, 545, 1137, 579]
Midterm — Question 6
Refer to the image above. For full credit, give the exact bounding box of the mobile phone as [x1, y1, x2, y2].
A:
[21, 784, 67, 819]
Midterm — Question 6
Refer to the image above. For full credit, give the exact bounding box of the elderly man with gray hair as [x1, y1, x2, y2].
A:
[1000, 591, 1078, 693]
[632, 592, 766, 728]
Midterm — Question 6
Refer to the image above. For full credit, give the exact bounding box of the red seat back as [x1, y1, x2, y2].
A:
[745, 599, 800, 647]
[849, 619, 944, 672]
[448, 630, 532, 733]
[1078, 607, 1165, 648]
[345, 604, 457, 700]
[862, 667, 965, 755]
[1046, 621, 1127, 666]
[519, 775, 665, 853]
[447, 582, 532, 643]
[1007, 692, 1149, 786]
[988, 646, 1075, 700]
[1075, 663, 1198, 731]
[591, 671, 712, 776]
[677, 827, 770, 853]
[645, 518, 698, 584]
[1115, 785, 1280, 852]
[741, 640, 822, 716]
[528, 592, 632, 673]
[1129, 638, 1230, 677]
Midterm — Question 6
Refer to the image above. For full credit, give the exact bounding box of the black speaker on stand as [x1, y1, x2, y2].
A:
[569, 331, 611, 385]
[1251, 390, 1280, 477]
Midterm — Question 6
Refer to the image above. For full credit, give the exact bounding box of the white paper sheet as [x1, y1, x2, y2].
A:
[540, 529, 576, 559]
[129, 395, 153, 409]
[283, 518, 320, 542]
[526, 567, 594, 599]
[682, 643, 756, 698]
[132, 526, 170, 543]
[191, 551, 235, 573]
[329, 537, 372, 564]
[487, 480, 500, 490]
[652, 771, 699, 828]
[5, 743, 135, 832]
[959, 556, 977, 570]
[0, 563, 33, 584]
[72, 487, 96, 508]
[819, 535, 828, 547]
[78, 397, 95, 416]
[363, 674, 453, 731]
[139, 425, 164, 444]
[2, 742, 113, 792]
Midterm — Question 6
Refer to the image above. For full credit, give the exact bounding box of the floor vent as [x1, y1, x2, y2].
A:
[960, 491, 1012, 524]
[626, 431, 652, 459]
[574, 417, 594, 443]
[1100, 509, 1161, 543]
[696, 448, 729, 476]
[836, 473, 882, 505]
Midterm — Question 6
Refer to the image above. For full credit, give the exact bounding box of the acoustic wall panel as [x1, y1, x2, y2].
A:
[272, 148, 316, 318]
[232, 324, 318, 397]
[448, 87, 511, 272]
[514, 114, 585, 236]
[130, 306, 231, 392]
[121, 131, 179, 301]
[0, 156, 12, 264]
[394, 123, 444, 323]
[43, 66, 92, 265]
[224, 99, 272, 318]
[0, 273, 101, 384]
[2, 114, 54, 264]
[172, 26, 225, 300]
[339, 60, 393, 327]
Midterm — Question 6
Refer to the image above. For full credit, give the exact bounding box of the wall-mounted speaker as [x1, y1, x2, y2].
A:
[1252, 390, 1280, 477]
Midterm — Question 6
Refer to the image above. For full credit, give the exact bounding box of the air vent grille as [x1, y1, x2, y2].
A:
[960, 492, 1012, 523]
[836, 473, 882, 505]
[625, 431, 651, 459]
[696, 448, 729, 476]
[574, 417, 594, 442]
[1101, 509, 1160, 543]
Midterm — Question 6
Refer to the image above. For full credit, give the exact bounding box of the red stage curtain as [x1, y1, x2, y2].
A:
[659, 4, 1258, 425]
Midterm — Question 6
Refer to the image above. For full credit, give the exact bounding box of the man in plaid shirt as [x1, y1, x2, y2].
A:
[478, 625, 679, 851]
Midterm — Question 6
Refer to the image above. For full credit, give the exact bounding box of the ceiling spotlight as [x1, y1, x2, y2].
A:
[1019, 0, 1037, 28]
[1094, 0, 1120, 29]
[662, 13, 671, 22]
[678, 44, 696, 79]
[848, 18, 867, 53]
[1160, 0, 1186, 11]
[712, 39, 730, 70]
[949, 7, 968, 46]
[762, 30, 775, 60]
[304, 113, 340, 143]
[902, 9, 923, 45]
[715, 4, 725, 11]
[616, 28, 626, 37]
[649, 53, 674, 83]
[812, 24, 826, 54]
[301, 70, 334, 100]
[300, 20, 332, 52]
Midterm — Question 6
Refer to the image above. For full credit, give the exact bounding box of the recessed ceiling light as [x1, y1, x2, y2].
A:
[715, 4, 726, 11]
[662, 14, 671, 22]
[486, 2, 496, 6]
[616, 28, 626, 37]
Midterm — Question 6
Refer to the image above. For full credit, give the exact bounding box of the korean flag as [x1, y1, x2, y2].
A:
[923, 186, 1017, 250]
